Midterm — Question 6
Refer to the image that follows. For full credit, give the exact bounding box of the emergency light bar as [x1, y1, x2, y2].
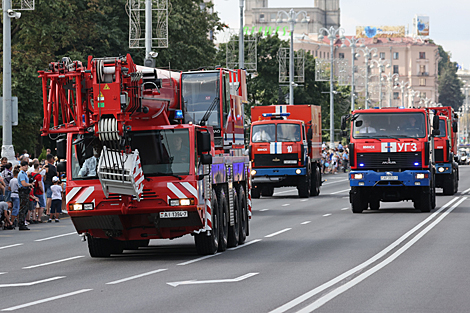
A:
[262, 112, 291, 117]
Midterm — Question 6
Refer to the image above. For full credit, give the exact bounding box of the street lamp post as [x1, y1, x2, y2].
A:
[382, 72, 399, 107]
[370, 59, 390, 108]
[356, 46, 378, 109]
[276, 9, 308, 105]
[318, 26, 345, 149]
[341, 37, 362, 111]
[394, 80, 410, 107]
[239, 0, 244, 69]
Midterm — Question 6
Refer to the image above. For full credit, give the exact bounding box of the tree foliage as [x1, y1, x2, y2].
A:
[437, 45, 464, 110]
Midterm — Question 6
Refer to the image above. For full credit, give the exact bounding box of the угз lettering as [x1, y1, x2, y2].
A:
[244, 26, 290, 36]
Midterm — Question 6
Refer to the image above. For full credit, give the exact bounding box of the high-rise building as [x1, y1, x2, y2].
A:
[244, 0, 340, 35]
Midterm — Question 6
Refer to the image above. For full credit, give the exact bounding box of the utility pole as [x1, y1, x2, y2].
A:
[239, 0, 244, 69]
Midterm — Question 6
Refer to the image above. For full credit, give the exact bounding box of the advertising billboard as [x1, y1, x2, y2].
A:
[414, 15, 430, 36]
[356, 26, 405, 39]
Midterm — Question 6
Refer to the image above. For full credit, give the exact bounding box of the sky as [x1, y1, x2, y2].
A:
[213, 0, 470, 69]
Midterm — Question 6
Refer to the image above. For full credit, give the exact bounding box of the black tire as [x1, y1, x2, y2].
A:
[369, 200, 380, 210]
[419, 188, 432, 213]
[251, 187, 260, 199]
[310, 166, 321, 196]
[298, 174, 310, 198]
[237, 185, 248, 245]
[443, 174, 454, 195]
[431, 178, 436, 210]
[227, 188, 240, 248]
[217, 187, 229, 252]
[351, 187, 366, 213]
[195, 189, 219, 255]
[87, 235, 111, 258]
[261, 186, 274, 197]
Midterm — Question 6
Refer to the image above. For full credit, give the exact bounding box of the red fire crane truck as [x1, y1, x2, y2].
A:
[249, 105, 322, 198]
[342, 107, 440, 213]
[425, 106, 459, 195]
[38, 55, 251, 257]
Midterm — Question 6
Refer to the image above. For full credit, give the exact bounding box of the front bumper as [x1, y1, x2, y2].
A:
[349, 170, 431, 187]
[251, 167, 307, 184]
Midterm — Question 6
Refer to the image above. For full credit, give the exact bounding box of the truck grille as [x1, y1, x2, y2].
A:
[254, 153, 298, 167]
[357, 152, 422, 170]
[435, 149, 444, 162]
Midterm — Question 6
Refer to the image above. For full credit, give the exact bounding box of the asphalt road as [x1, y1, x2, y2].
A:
[2, 167, 470, 312]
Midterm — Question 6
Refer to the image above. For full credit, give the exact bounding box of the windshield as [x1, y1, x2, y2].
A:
[182, 72, 220, 127]
[352, 112, 426, 139]
[252, 123, 301, 143]
[71, 136, 102, 180]
[436, 119, 447, 138]
[130, 129, 190, 176]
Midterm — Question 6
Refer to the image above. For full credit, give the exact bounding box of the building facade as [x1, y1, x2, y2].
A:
[244, 0, 340, 35]
[294, 36, 440, 108]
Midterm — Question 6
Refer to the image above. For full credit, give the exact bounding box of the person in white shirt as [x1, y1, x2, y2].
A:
[359, 119, 376, 133]
[48, 176, 62, 223]
[252, 129, 272, 142]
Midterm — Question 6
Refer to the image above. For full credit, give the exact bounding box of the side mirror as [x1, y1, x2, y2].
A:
[453, 121, 458, 133]
[340, 116, 347, 131]
[432, 129, 441, 136]
[433, 115, 440, 130]
[56, 138, 66, 159]
[57, 161, 66, 173]
[197, 131, 211, 154]
[200, 154, 212, 165]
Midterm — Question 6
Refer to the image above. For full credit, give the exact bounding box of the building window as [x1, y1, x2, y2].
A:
[259, 14, 265, 23]
[327, 52, 329, 59]
[419, 52, 426, 59]
[315, 50, 318, 57]
[380, 52, 385, 59]
[339, 53, 345, 59]
[393, 92, 399, 99]
[393, 65, 399, 74]
[420, 92, 426, 98]
[393, 52, 399, 60]
[420, 78, 426, 86]
[420, 65, 426, 73]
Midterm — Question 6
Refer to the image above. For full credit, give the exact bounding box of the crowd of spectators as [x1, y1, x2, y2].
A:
[0, 150, 65, 231]
[321, 143, 349, 175]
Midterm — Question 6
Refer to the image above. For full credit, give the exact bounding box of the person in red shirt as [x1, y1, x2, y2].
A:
[31, 163, 45, 223]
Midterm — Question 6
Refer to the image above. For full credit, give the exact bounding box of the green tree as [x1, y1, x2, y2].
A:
[437, 45, 464, 109]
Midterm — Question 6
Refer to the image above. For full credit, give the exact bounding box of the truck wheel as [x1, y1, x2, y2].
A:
[298, 175, 310, 198]
[195, 189, 219, 255]
[443, 174, 454, 195]
[227, 188, 240, 248]
[261, 187, 274, 197]
[217, 187, 229, 252]
[251, 187, 260, 199]
[310, 167, 321, 196]
[419, 188, 432, 213]
[351, 187, 366, 213]
[237, 185, 248, 245]
[369, 200, 380, 210]
[454, 171, 459, 193]
[87, 235, 111, 258]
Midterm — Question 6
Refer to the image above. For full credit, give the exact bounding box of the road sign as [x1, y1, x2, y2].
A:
[0, 97, 19, 126]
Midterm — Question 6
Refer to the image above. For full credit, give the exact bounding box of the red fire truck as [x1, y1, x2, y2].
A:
[249, 105, 322, 198]
[425, 106, 459, 195]
[38, 55, 251, 257]
[342, 107, 440, 213]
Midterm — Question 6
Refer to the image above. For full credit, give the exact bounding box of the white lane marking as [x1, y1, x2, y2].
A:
[0, 244, 23, 250]
[462, 187, 470, 195]
[322, 178, 348, 185]
[106, 269, 167, 285]
[0, 276, 65, 288]
[265, 228, 292, 238]
[301, 221, 311, 225]
[23, 256, 85, 269]
[35, 232, 76, 242]
[329, 189, 350, 195]
[1, 289, 92, 311]
[282, 204, 290, 207]
[228, 239, 262, 251]
[323, 214, 332, 217]
[260, 209, 269, 212]
[273, 189, 297, 195]
[297, 197, 468, 312]
[341, 207, 349, 211]
[167, 273, 259, 287]
[178, 253, 221, 266]
[300, 199, 309, 202]
[0, 273, 6, 275]
[270, 196, 461, 313]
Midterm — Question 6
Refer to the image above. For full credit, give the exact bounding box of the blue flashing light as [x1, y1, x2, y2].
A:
[175, 109, 184, 119]
[414, 162, 419, 166]
[262, 112, 291, 117]
[399, 106, 405, 109]
[359, 163, 365, 167]
[374, 107, 379, 109]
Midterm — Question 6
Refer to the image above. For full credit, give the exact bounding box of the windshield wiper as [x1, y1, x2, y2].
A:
[373, 135, 401, 141]
[398, 135, 420, 141]
[354, 135, 381, 141]
[199, 96, 219, 126]
[155, 172, 183, 180]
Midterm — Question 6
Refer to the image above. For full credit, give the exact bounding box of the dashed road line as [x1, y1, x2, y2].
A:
[106, 269, 167, 285]
[265, 228, 291, 238]
[228, 239, 262, 251]
[341, 207, 349, 210]
[2, 289, 92, 311]
[178, 253, 221, 266]
[23, 256, 85, 269]
[282, 204, 290, 207]
[301, 221, 311, 225]
[0, 244, 23, 250]
[260, 209, 269, 212]
[34, 232, 76, 242]
[329, 189, 350, 195]
[0, 276, 65, 288]
[323, 214, 332, 217]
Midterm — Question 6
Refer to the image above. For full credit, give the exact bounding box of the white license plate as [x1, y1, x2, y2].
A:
[160, 211, 188, 218]
[380, 176, 398, 181]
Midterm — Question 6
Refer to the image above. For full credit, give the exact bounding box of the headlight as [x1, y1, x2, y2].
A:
[69, 203, 83, 211]
[170, 198, 194, 206]
[251, 169, 257, 176]
[416, 173, 427, 179]
[295, 169, 302, 174]
[438, 167, 445, 173]
[352, 173, 363, 179]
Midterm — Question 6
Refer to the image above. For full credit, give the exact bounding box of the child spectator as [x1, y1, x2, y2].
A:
[49, 176, 62, 223]
[9, 169, 19, 227]
[0, 201, 13, 229]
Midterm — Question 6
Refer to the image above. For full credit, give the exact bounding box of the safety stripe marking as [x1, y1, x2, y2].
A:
[75, 187, 95, 204]
[66, 187, 81, 203]
[181, 182, 198, 198]
[167, 183, 186, 199]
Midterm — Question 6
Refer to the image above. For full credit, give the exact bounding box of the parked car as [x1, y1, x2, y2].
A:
[458, 150, 469, 165]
